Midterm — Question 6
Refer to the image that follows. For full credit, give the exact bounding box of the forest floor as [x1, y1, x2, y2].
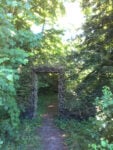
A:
[38, 113, 67, 150]
[38, 94, 68, 150]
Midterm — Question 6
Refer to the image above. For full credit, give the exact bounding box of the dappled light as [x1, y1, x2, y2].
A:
[61, 134, 67, 138]
[1, 0, 113, 149]
[48, 104, 55, 108]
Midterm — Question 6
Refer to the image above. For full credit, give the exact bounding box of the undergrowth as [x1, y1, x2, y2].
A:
[55, 118, 101, 150]
[1, 92, 58, 150]
[55, 86, 113, 150]
[1, 118, 42, 150]
[38, 91, 58, 116]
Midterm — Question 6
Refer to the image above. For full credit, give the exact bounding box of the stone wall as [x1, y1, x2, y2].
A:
[30, 66, 65, 118]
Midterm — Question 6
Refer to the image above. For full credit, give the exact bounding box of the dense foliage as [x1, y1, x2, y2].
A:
[1, 0, 113, 149]
[56, 0, 113, 149]
[0, 0, 67, 148]
[0, 0, 29, 145]
[56, 86, 113, 149]
[62, 0, 113, 119]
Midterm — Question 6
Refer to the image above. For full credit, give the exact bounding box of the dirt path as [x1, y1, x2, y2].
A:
[38, 113, 68, 150]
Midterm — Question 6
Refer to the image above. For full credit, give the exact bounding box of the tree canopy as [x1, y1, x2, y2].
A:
[1, 0, 113, 149]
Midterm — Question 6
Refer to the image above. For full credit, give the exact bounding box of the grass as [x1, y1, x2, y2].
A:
[1, 92, 59, 150]
[55, 118, 100, 150]
[1, 92, 58, 150]
[38, 92, 101, 150]
[2, 91, 112, 150]
[1, 118, 42, 150]
[38, 91, 58, 116]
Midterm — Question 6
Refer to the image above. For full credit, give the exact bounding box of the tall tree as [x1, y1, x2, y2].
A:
[0, 0, 68, 145]
[62, 0, 113, 119]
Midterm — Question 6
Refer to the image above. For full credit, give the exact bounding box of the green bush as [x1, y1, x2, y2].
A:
[55, 87, 113, 150]
[1, 118, 42, 150]
[88, 86, 113, 149]
[55, 118, 100, 150]
[89, 138, 113, 150]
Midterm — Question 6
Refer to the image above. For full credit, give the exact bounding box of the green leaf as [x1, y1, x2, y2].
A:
[101, 139, 107, 147]
[6, 74, 13, 81]
[0, 140, 3, 145]
[0, 58, 9, 64]
[0, 98, 3, 106]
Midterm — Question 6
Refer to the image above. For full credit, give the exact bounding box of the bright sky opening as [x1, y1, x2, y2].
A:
[58, 1, 84, 29]
[31, 1, 84, 39]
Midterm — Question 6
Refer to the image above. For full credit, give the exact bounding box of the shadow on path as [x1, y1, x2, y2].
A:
[38, 113, 68, 150]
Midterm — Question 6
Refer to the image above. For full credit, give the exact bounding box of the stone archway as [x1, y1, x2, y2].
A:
[30, 66, 65, 118]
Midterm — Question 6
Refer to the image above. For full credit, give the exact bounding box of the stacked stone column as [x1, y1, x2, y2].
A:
[58, 72, 65, 115]
[30, 66, 65, 118]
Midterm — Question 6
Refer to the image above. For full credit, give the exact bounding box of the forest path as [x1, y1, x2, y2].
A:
[38, 106, 68, 150]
